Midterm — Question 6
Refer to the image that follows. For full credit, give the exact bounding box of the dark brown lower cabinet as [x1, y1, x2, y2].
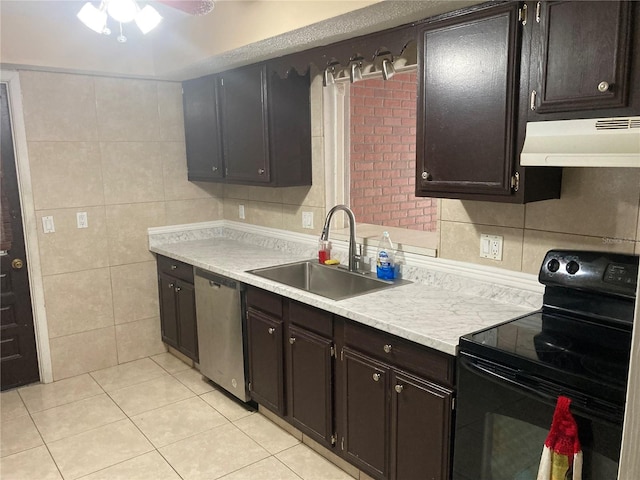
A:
[391, 370, 453, 480]
[246, 308, 285, 415]
[157, 257, 198, 362]
[342, 347, 454, 480]
[243, 286, 455, 480]
[342, 347, 390, 479]
[287, 324, 334, 446]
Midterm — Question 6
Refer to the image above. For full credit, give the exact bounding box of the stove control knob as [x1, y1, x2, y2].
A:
[547, 259, 560, 272]
[566, 260, 580, 275]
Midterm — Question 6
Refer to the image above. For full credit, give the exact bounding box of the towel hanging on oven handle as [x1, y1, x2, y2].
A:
[536, 395, 583, 480]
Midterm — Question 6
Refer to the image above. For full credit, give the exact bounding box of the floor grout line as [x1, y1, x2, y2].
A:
[2, 354, 355, 480]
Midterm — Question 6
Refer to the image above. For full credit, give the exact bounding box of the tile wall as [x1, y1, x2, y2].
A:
[19, 70, 223, 380]
[439, 168, 640, 274]
[16, 69, 640, 381]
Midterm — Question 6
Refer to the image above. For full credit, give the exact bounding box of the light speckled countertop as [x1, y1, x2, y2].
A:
[150, 228, 538, 356]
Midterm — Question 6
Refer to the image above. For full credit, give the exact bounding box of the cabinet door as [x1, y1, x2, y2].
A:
[158, 273, 179, 349]
[530, 1, 634, 115]
[220, 64, 270, 184]
[391, 370, 453, 480]
[288, 325, 334, 446]
[183, 75, 224, 181]
[175, 279, 198, 362]
[342, 347, 389, 479]
[416, 3, 521, 198]
[246, 308, 284, 414]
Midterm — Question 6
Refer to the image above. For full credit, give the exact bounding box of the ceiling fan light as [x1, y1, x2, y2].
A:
[107, 0, 138, 24]
[135, 5, 163, 34]
[77, 2, 108, 34]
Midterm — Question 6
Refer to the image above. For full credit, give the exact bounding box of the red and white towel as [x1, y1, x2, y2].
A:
[536, 396, 583, 480]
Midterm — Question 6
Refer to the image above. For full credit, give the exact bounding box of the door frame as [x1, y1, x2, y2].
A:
[1, 70, 53, 384]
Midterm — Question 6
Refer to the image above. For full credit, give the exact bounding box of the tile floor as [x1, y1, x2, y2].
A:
[0, 353, 357, 480]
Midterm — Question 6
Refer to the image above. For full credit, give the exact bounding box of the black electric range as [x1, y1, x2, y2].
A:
[453, 250, 638, 480]
[459, 249, 638, 420]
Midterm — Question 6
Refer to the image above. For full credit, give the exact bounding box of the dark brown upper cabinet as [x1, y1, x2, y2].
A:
[416, 2, 562, 203]
[183, 75, 224, 182]
[182, 63, 312, 187]
[527, 1, 639, 119]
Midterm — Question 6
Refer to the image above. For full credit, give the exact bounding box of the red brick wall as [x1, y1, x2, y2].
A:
[349, 72, 437, 231]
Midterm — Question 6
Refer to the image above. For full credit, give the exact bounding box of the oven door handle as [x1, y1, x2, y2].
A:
[463, 354, 624, 424]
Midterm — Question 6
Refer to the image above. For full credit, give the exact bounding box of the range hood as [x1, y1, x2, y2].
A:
[520, 117, 640, 168]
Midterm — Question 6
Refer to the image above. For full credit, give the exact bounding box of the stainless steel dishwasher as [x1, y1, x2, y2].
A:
[194, 268, 249, 402]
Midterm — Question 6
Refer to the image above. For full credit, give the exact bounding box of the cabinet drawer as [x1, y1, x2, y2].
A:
[289, 301, 332, 337]
[157, 255, 193, 283]
[344, 321, 454, 387]
[246, 286, 283, 318]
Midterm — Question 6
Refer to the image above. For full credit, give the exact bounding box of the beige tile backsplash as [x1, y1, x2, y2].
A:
[19, 71, 98, 142]
[100, 142, 166, 205]
[105, 202, 167, 266]
[439, 222, 524, 271]
[49, 327, 118, 380]
[18, 69, 640, 381]
[21, 71, 202, 380]
[28, 141, 104, 210]
[94, 77, 161, 141]
[524, 168, 640, 240]
[36, 206, 110, 277]
[440, 199, 525, 229]
[43, 268, 114, 339]
[110, 261, 159, 325]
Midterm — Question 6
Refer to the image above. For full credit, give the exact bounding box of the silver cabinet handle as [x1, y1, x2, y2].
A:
[598, 81, 610, 93]
[421, 171, 432, 181]
[212, 166, 218, 172]
[174, 286, 181, 292]
[289, 336, 296, 345]
[171, 264, 177, 270]
[530, 90, 537, 111]
[395, 384, 404, 394]
[168, 283, 175, 288]
[258, 168, 265, 175]
[268, 327, 275, 335]
[372, 373, 381, 382]
[383, 344, 392, 354]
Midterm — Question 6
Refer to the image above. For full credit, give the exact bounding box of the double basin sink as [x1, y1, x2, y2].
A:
[248, 260, 410, 301]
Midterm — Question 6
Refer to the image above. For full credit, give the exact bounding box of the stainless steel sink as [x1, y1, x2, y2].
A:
[247, 260, 410, 301]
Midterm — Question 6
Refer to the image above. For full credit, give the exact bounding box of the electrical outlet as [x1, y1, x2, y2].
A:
[42, 215, 55, 233]
[480, 234, 503, 260]
[238, 204, 245, 220]
[76, 212, 88, 229]
[302, 211, 313, 229]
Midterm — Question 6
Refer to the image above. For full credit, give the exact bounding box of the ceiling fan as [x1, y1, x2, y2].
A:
[156, 1, 215, 16]
[77, 0, 215, 42]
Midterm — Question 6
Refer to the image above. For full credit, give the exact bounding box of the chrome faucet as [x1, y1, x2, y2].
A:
[320, 204, 361, 273]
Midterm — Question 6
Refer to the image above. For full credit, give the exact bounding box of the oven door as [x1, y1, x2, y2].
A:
[453, 352, 622, 480]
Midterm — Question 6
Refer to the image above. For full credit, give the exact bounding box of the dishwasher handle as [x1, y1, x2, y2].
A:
[195, 268, 240, 291]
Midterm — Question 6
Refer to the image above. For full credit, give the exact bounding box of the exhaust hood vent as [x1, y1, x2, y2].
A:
[521, 117, 640, 168]
[595, 118, 640, 130]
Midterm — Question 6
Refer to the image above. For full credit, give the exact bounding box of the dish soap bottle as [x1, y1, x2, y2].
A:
[376, 231, 395, 280]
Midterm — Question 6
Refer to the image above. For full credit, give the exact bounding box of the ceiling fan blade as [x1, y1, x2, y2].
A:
[156, 1, 215, 15]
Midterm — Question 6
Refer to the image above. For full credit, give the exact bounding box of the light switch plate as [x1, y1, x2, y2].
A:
[480, 234, 503, 260]
[302, 211, 313, 229]
[238, 205, 245, 220]
[42, 215, 55, 233]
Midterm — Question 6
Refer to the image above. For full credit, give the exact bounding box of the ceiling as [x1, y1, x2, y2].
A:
[0, 0, 481, 80]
